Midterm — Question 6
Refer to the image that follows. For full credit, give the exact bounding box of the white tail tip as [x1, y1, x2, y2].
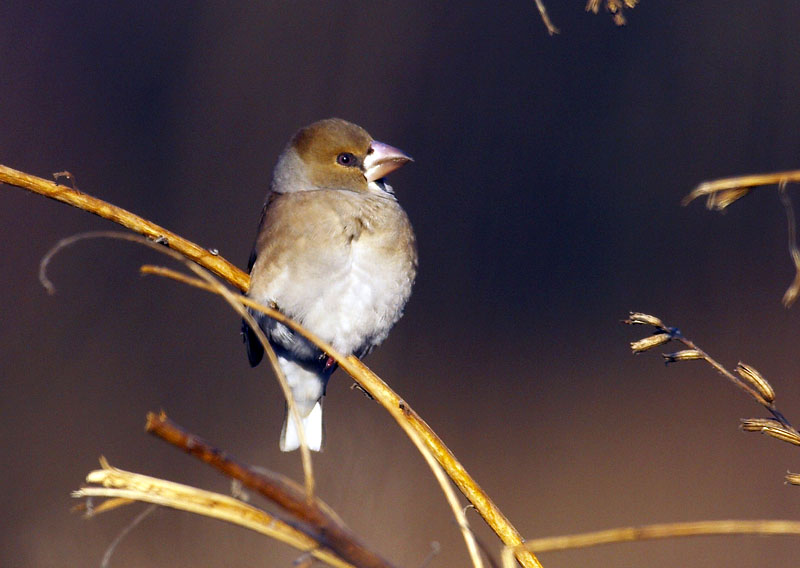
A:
[280, 401, 323, 452]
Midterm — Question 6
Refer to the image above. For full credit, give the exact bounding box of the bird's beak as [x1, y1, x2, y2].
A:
[363, 140, 413, 182]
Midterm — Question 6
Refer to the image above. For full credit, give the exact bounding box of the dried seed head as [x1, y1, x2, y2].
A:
[662, 349, 704, 364]
[735, 362, 776, 403]
[786, 472, 800, 486]
[740, 418, 783, 432]
[630, 333, 671, 354]
[761, 425, 800, 446]
[625, 313, 664, 328]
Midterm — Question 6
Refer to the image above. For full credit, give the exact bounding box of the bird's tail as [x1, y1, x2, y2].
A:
[280, 400, 323, 452]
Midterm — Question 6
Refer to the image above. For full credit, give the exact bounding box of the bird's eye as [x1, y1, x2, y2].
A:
[336, 152, 355, 166]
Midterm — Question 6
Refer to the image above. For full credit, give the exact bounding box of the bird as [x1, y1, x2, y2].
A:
[242, 118, 417, 452]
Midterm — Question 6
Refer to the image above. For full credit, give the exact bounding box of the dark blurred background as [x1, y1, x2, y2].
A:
[3, 2, 800, 566]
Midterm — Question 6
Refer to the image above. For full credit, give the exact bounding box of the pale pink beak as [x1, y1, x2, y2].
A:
[363, 140, 413, 182]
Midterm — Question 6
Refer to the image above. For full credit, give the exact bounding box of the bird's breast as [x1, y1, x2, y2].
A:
[252, 191, 417, 357]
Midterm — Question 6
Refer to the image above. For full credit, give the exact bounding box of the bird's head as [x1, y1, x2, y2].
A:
[272, 118, 412, 195]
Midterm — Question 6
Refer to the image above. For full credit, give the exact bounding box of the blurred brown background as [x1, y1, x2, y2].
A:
[2, 2, 800, 566]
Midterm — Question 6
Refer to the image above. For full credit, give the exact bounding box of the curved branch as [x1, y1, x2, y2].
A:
[511, 519, 800, 554]
[146, 412, 393, 568]
[0, 164, 248, 291]
[1, 163, 540, 568]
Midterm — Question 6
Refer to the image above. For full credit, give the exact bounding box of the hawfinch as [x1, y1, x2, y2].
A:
[243, 118, 417, 451]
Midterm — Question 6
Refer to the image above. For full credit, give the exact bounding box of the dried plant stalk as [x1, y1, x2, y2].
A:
[625, 312, 800, 479]
[1, 164, 538, 567]
[684, 170, 800, 306]
[534, 0, 559, 35]
[141, 266, 487, 568]
[501, 519, 800, 559]
[625, 313, 788, 418]
[145, 413, 397, 568]
[683, 170, 800, 209]
[73, 458, 355, 568]
[40, 231, 318, 500]
[0, 164, 248, 291]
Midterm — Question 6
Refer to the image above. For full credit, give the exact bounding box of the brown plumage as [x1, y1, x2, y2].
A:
[243, 118, 417, 451]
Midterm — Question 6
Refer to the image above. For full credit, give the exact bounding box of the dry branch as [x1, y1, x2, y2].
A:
[0, 164, 247, 291]
[73, 457, 355, 568]
[503, 519, 800, 558]
[534, 0, 559, 35]
[683, 169, 800, 306]
[141, 265, 487, 568]
[146, 412, 395, 568]
[624, 312, 800, 481]
[0, 163, 539, 568]
[40, 230, 318, 499]
[683, 169, 800, 209]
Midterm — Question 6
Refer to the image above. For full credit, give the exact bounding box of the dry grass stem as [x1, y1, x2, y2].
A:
[684, 171, 800, 307]
[3, 163, 540, 567]
[0, 164, 248, 291]
[777, 180, 800, 307]
[142, 266, 488, 568]
[142, 265, 534, 567]
[625, 312, 800, 476]
[396, 415, 486, 568]
[625, 313, 789, 418]
[40, 231, 317, 499]
[99, 504, 157, 568]
[72, 496, 135, 517]
[683, 169, 800, 210]
[145, 413, 394, 568]
[534, 0, 559, 35]
[73, 457, 355, 568]
[340, 358, 542, 567]
[501, 519, 800, 559]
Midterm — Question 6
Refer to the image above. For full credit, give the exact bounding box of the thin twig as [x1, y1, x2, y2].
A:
[101, 503, 157, 568]
[504, 519, 800, 557]
[0, 164, 248, 290]
[777, 181, 800, 307]
[40, 231, 317, 499]
[142, 266, 486, 568]
[684, 170, 800, 306]
[625, 313, 800, 462]
[533, 0, 559, 35]
[142, 264, 534, 568]
[145, 412, 394, 568]
[1, 163, 541, 568]
[74, 457, 355, 568]
[683, 169, 800, 210]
